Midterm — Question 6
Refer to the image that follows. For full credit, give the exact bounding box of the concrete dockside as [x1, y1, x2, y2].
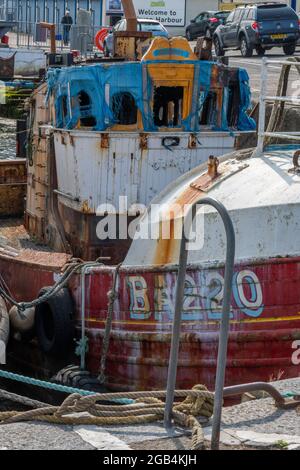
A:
[0, 378, 299, 450]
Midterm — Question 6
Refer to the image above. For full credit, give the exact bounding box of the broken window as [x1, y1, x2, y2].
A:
[78, 90, 97, 127]
[227, 84, 241, 128]
[153, 86, 184, 128]
[62, 95, 68, 121]
[199, 91, 217, 126]
[111, 92, 138, 125]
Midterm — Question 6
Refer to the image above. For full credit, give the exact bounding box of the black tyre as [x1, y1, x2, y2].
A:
[240, 36, 253, 57]
[283, 43, 296, 56]
[35, 287, 75, 357]
[255, 46, 265, 56]
[214, 36, 225, 57]
[54, 365, 107, 393]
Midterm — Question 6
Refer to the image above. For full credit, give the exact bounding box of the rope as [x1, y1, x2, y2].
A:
[0, 369, 132, 404]
[0, 385, 215, 450]
[98, 263, 122, 384]
[0, 258, 104, 313]
[0, 389, 48, 409]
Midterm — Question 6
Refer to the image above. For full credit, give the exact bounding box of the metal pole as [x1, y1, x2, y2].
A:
[255, 56, 268, 156]
[164, 226, 189, 430]
[164, 197, 235, 449]
[210, 201, 235, 450]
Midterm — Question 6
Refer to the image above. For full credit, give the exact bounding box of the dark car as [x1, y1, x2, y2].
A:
[185, 11, 230, 40]
[213, 3, 300, 57]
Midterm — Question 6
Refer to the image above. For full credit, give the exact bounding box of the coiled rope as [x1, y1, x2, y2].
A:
[0, 385, 214, 450]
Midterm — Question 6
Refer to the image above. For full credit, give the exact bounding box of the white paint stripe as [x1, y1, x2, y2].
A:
[74, 426, 132, 450]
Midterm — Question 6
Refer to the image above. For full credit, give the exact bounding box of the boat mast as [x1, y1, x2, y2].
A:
[121, 0, 137, 32]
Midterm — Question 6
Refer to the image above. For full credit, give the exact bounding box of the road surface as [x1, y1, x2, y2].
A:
[190, 44, 300, 100]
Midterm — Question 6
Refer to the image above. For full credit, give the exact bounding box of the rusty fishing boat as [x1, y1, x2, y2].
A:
[1, 3, 299, 393]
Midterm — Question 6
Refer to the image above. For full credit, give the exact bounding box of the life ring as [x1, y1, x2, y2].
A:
[35, 287, 74, 357]
[95, 28, 109, 52]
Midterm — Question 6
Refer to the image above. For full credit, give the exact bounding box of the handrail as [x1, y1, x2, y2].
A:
[254, 56, 300, 156]
[164, 197, 235, 451]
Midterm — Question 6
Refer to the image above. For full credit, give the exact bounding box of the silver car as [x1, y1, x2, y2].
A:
[103, 18, 169, 57]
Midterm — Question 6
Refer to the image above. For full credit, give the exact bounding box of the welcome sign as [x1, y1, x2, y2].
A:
[106, 0, 186, 27]
[133, 0, 186, 27]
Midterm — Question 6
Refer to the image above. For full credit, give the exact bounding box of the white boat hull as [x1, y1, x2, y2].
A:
[54, 130, 238, 213]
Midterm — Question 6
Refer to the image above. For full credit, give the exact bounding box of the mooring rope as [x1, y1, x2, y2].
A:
[0, 389, 48, 409]
[0, 385, 214, 450]
[98, 263, 122, 384]
[0, 260, 83, 312]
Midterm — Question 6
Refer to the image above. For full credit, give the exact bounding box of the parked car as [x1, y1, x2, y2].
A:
[185, 11, 230, 40]
[103, 19, 169, 57]
[213, 3, 300, 57]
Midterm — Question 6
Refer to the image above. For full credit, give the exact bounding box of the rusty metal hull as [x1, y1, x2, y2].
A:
[2, 251, 299, 391]
[74, 257, 300, 390]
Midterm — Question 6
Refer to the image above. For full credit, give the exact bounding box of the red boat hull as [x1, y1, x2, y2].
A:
[71, 256, 300, 390]
[1, 254, 300, 391]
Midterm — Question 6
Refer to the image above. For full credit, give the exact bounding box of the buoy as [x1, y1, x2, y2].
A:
[9, 305, 35, 334]
[95, 28, 109, 52]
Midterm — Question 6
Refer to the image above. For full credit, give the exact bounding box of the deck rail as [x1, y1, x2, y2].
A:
[255, 57, 300, 156]
[5, 21, 106, 53]
[164, 197, 236, 451]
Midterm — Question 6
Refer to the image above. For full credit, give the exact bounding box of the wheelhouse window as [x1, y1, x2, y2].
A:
[77, 90, 96, 127]
[59, 95, 68, 126]
[153, 86, 184, 128]
[199, 91, 217, 126]
[111, 92, 138, 125]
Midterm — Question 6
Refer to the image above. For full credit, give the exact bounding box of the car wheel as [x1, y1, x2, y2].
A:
[205, 28, 212, 39]
[240, 36, 253, 58]
[186, 30, 192, 41]
[255, 46, 265, 56]
[283, 43, 296, 56]
[214, 36, 225, 57]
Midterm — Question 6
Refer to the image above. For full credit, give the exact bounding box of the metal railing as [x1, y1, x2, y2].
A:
[255, 57, 300, 156]
[164, 197, 236, 451]
[6, 21, 106, 52]
[0, 0, 18, 22]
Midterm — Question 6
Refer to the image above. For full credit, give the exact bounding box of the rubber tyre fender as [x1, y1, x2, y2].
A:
[35, 287, 75, 357]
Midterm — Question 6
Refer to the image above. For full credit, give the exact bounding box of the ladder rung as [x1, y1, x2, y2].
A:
[264, 60, 300, 67]
[263, 96, 300, 104]
[262, 132, 300, 141]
